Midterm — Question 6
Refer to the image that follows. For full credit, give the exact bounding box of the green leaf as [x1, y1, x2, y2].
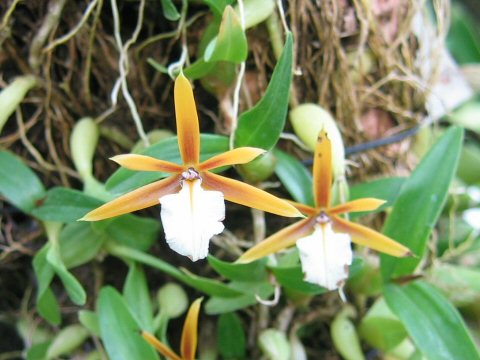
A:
[380, 127, 464, 280]
[205, 281, 274, 314]
[204, 6, 248, 63]
[160, 0, 180, 21]
[208, 255, 267, 282]
[37, 287, 61, 326]
[446, 5, 480, 64]
[47, 241, 86, 305]
[0, 150, 45, 213]
[79, 310, 101, 337]
[106, 134, 229, 194]
[60, 222, 107, 268]
[27, 341, 52, 360]
[273, 148, 314, 206]
[269, 265, 325, 295]
[183, 58, 216, 80]
[104, 214, 161, 252]
[31, 187, 103, 222]
[106, 243, 242, 298]
[98, 287, 159, 360]
[234, 33, 293, 150]
[203, 0, 231, 18]
[124, 263, 153, 331]
[217, 313, 246, 359]
[349, 177, 405, 219]
[384, 281, 480, 360]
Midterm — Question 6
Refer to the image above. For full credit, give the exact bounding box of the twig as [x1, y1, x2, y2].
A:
[0, 0, 22, 31]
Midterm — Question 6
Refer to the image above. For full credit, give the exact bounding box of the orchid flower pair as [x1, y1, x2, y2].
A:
[238, 130, 412, 292]
[82, 73, 301, 261]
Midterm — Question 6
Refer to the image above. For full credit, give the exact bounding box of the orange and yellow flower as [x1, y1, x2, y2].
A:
[81, 73, 301, 261]
[238, 130, 411, 291]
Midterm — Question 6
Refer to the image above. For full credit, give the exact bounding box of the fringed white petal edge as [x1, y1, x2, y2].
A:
[296, 223, 353, 300]
[160, 179, 225, 261]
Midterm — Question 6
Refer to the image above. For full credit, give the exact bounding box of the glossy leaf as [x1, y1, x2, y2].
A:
[446, 5, 480, 64]
[204, 6, 248, 63]
[203, 0, 232, 18]
[273, 148, 314, 206]
[217, 313, 246, 359]
[160, 0, 180, 21]
[384, 281, 480, 360]
[381, 127, 464, 280]
[269, 265, 325, 294]
[0, 150, 45, 213]
[234, 33, 293, 150]
[98, 287, 159, 360]
[106, 134, 229, 194]
[79, 310, 100, 337]
[348, 177, 405, 219]
[37, 287, 61, 326]
[123, 263, 153, 331]
[207, 255, 267, 282]
[31, 187, 103, 222]
[106, 244, 242, 298]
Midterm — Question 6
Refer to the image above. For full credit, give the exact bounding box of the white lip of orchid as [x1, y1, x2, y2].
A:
[160, 172, 225, 262]
[296, 218, 353, 300]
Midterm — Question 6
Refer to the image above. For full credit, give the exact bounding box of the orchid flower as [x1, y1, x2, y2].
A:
[81, 73, 302, 261]
[238, 130, 411, 293]
[142, 298, 202, 360]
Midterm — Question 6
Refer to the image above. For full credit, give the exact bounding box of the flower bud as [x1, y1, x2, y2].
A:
[290, 104, 346, 179]
[46, 324, 89, 359]
[70, 117, 99, 180]
[156, 283, 188, 319]
[0, 75, 37, 133]
[331, 305, 365, 360]
[258, 329, 291, 360]
[234, 0, 275, 29]
[237, 151, 276, 183]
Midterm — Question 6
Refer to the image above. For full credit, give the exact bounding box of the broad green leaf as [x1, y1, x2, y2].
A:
[104, 214, 161, 252]
[106, 134, 229, 194]
[27, 341, 52, 360]
[79, 310, 100, 337]
[269, 265, 325, 294]
[60, 222, 107, 268]
[37, 287, 61, 326]
[234, 33, 293, 150]
[0, 150, 45, 213]
[273, 148, 314, 206]
[98, 287, 159, 360]
[380, 127, 464, 280]
[183, 58, 216, 80]
[446, 5, 480, 64]
[46, 324, 90, 359]
[123, 263, 153, 331]
[208, 255, 267, 282]
[349, 177, 405, 219]
[217, 313, 246, 359]
[31, 187, 103, 222]
[384, 281, 480, 360]
[203, 0, 231, 18]
[160, 0, 180, 21]
[106, 243, 242, 298]
[205, 281, 273, 314]
[204, 6, 248, 63]
[47, 241, 86, 305]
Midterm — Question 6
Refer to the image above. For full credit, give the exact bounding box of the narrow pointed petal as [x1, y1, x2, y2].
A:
[161, 179, 225, 261]
[198, 147, 266, 171]
[80, 175, 180, 221]
[111, 154, 185, 173]
[202, 172, 303, 218]
[331, 215, 411, 257]
[287, 200, 317, 216]
[175, 73, 200, 165]
[313, 129, 332, 208]
[237, 217, 315, 263]
[181, 298, 203, 360]
[329, 198, 386, 215]
[141, 331, 182, 360]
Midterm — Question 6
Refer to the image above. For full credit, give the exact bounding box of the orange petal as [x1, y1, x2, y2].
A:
[198, 147, 266, 171]
[313, 129, 332, 208]
[80, 175, 180, 221]
[202, 172, 303, 218]
[111, 154, 185, 173]
[175, 73, 200, 165]
[141, 331, 182, 360]
[237, 217, 316, 263]
[287, 200, 317, 216]
[181, 298, 203, 360]
[331, 215, 411, 257]
[329, 198, 386, 215]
